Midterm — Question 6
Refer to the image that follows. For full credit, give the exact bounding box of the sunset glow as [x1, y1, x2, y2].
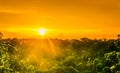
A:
[38, 28, 46, 36]
[1, 0, 120, 72]
[0, 0, 120, 39]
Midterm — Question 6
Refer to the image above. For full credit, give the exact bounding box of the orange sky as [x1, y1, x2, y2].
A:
[0, 0, 120, 39]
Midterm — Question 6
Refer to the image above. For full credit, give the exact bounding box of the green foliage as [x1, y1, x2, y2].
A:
[0, 38, 41, 73]
[93, 51, 120, 73]
[0, 33, 120, 73]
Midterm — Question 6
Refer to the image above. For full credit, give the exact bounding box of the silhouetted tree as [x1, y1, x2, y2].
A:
[0, 33, 3, 40]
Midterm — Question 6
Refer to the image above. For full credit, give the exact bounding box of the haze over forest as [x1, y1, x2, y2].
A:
[1, 0, 120, 73]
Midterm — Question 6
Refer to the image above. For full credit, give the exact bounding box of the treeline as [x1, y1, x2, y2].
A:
[0, 33, 120, 73]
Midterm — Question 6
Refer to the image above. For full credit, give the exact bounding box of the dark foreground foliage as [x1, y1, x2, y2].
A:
[0, 33, 120, 73]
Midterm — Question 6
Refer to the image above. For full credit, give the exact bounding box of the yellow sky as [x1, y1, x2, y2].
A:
[0, 0, 120, 39]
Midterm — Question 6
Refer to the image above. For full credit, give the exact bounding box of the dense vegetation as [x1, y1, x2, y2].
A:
[0, 33, 120, 73]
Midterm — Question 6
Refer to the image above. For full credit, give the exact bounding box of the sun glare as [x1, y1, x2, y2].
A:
[38, 28, 46, 36]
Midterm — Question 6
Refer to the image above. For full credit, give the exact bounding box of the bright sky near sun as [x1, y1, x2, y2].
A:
[0, 0, 120, 39]
[38, 28, 46, 36]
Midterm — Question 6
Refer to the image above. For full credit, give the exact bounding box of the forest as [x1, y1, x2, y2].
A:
[0, 33, 120, 73]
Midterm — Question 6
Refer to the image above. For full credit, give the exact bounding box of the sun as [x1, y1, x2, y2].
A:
[38, 28, 46, 36]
